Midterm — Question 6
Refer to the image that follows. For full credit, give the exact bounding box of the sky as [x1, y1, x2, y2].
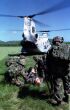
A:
[0, 0, 70, 41]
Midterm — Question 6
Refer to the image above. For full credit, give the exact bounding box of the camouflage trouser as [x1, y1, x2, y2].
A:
[52, 71, 70, 102]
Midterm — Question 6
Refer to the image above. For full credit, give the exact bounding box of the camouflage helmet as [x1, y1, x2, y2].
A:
[52, 36, 64, 44]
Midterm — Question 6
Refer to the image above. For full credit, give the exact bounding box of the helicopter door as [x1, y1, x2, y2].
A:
[30, 19, 37, 42]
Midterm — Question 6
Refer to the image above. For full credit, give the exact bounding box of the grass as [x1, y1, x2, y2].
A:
[0, 46, 69, 110]
[0, 46, 21, 60]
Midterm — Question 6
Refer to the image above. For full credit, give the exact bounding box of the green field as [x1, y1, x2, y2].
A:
[0, 46, 69, 110]
[0, 46, 21, 60]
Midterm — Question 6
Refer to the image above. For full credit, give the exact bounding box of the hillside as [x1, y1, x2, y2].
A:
[0, 39, 70, 46]
[0, 40, 21, 46]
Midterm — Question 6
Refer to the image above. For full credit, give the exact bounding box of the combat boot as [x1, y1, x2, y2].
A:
[63, 96, 69, 103]
[48, 98, 58, 105]
[63, 92, 69, 103]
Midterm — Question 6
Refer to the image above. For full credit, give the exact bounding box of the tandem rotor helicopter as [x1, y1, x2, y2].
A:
[0, 0, 70, 55]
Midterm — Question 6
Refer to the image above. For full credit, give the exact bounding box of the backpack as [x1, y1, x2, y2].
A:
[52, 43, 70, 61]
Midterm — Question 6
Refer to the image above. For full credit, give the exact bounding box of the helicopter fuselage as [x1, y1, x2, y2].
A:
[21, 33, 51, 54]
[21, 17, 51, 55]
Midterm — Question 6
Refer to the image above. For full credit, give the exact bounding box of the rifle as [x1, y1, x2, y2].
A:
[16, 61, 25, 68]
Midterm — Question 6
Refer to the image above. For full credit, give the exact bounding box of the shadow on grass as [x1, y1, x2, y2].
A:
[0, 71, 13, 87]
[18, 86, 50, 100]
[4, 72, 11, 83]
[1, 72, 51, 102]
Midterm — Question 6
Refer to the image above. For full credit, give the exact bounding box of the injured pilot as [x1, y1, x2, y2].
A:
[24, 67, 41, 86]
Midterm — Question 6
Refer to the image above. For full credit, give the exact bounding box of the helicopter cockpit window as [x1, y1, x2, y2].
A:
[32, 27, 35, 33]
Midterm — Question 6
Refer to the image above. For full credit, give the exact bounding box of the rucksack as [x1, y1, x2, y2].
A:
[52, 43, 70, 61]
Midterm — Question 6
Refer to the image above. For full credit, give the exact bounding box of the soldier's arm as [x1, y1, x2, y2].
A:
[33, 56, 38, 62]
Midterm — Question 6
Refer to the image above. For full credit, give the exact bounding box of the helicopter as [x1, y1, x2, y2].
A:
[0, 15, 51, 55]
[20, 16, 51, 55]
[0, 0, 70, 55]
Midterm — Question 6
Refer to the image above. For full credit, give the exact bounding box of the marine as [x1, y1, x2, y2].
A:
[5, 55, 25, 86]
[47, 36, 70, 105]
[23, 67, 41, 85]
[33, 56, 47, 82]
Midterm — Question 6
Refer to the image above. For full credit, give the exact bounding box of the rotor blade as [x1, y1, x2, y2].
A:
[0, 14, 37, 19]
[38, 28, 70, 32]
[0, 14, 50, 27]
[33, 18, 50, 27]
[33, 0, 70, 16]
[0, 14, 38, 18]
[38, 30, 50, 32]
[50, 28, 70, 32]
[0, 30, 23, 34]
[0, 0, 70, 18]
[0, 14, 17, 18]
[9, 29, 23, 31]
[0, 14, 25, 18]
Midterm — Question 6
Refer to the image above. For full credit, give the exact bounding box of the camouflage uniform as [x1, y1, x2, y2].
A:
[33, 56, 46, 79]
[42, 55, 48, 80]
[5, 56, 38, 86]
[47, 36, 70, 104]
[5, 55, 25, 86]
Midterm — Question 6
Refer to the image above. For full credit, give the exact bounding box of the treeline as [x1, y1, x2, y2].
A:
[0, 41, 21, 46]
[0, 40, 70, 46]
[65, 42, 70, 44]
